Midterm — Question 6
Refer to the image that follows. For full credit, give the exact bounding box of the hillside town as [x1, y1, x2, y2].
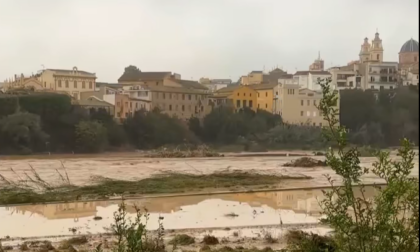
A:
[1, 32, 418, 127]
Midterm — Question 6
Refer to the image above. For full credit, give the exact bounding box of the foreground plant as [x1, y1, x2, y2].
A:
[296, 78, 419, 252]
[110, 202, 165, 252]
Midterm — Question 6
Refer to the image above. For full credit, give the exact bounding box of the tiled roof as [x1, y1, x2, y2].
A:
[173, 79, 208, 90]
[118, 71, 172, 82]
[250, 71, 263, 74]
[248, 83, 277, 90]
[145, 85, 209, 95]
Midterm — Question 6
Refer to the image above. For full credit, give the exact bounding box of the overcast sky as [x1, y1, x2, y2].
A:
[0, 0, 418, 82]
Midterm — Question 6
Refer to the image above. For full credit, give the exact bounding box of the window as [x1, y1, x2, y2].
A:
[313, 111, 316, 117]
[370, 76, 374, 82]
[258, 93, 260, 97]
[89, 82, 93, 89]
[249, 100, 253, 108]
[182, 94, 185, 100]
[313, 100, 317, 106]
[276, 91, 278, 95]
[300, 111, 303, 116]
[265, 92, 268, 97]
[130, 102, 132, 108]
[265, 104, 267, 108]
[201, 106, 204, 112]
[182, 105, 185, 111]
[313, 122, 316, 126]
[237, 93, 239, 96]
[188, 94, 191, 100]
[244, 93, 246, 96]
[242, 100, 247, 107]
[301, 100, 304, 106]
[306, 111, 310, 116]
[415, 56, 418, 62]
[380, 86, 384, 90]
[249, 93, 251, 97]
[236, 100, 240, 107]
[307, 100, 310, 106]
[58, 80, 62, 87]
[258, 104, 260, 108]
[371, 85, 374, 89]
[377, 54, 379, 60]
[82, 81, 86, 89]
[65, 80, 69, 88]
[390, 86, 394, 89]
[135, 103, 138, 109]
[163, 93, 166, 99]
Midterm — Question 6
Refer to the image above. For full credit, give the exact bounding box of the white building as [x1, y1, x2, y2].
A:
[293, 71, 332, 91]
[360, 61, 399, 90]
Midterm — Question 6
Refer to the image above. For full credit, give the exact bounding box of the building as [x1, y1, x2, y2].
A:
[74, 96, 115, 116]
[328, 67, 360, 90]
[399, 38, 419, 71]
[274, 84, 337, 127]
[359, 61, 398, 90]
[240, 68, 289, 86]
[328, 32, 399, 91]
[309, 52, 325, 71]
[117, 70, 211, 120]
[199, 78, 232, 92]
[3, 67, 97, 99]
[293, 71, 332, 91]
[401, 68, 419, 86]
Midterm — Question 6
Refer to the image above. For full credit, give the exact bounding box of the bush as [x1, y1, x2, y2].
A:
[0, 112, 49, 154]
[75, 121, 108, 153]
[315, 78, 419, 252]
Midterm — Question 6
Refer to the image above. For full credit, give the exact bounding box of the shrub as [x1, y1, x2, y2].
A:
[75, 120, 108, 153]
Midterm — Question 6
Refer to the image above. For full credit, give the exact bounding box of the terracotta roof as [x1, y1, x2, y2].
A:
[145, 85, 209, 95]
[96, 82, 124, 89]
[118, 71, 172, 82]
[173, 79, 208, 90]
[215, 84, 242, 94]
[294, 71, 331, 76]
[248, 83, 277, 90]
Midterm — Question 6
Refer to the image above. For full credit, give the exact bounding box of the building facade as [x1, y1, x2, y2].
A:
[274, 84, 336, 127]
[293, 71, 332, 91]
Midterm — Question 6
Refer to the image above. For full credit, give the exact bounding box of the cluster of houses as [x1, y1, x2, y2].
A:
[1, 32, 418, 127]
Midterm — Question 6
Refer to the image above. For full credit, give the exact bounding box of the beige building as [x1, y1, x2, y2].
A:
[3, 67, 97, 99]
[117, 70, 211, 120]
[274, 84, 338, 127]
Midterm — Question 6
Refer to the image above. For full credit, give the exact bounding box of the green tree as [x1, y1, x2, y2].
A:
[90, 108, 127, 147]
[303, 78, 419, 252]
[0, 112, 49, 154]
[75, 121, 108, 153]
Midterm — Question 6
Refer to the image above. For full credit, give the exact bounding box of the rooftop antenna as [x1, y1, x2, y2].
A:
[318, 51, 321, 60]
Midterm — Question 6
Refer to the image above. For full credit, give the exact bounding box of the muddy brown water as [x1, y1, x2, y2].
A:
[0, 186, 383, 239]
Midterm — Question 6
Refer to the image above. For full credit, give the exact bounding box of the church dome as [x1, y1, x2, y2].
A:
[400, 39, 419, 53]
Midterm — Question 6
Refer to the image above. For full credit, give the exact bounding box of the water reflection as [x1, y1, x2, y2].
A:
[1, 186, 379, 238]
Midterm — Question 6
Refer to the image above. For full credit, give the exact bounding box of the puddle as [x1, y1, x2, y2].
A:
[0, 186, 380, 238]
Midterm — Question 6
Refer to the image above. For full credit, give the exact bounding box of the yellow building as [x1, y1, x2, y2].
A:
[212, 84, 277, 113]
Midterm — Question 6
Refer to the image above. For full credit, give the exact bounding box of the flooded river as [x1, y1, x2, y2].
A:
[0, 186, 381, 238]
